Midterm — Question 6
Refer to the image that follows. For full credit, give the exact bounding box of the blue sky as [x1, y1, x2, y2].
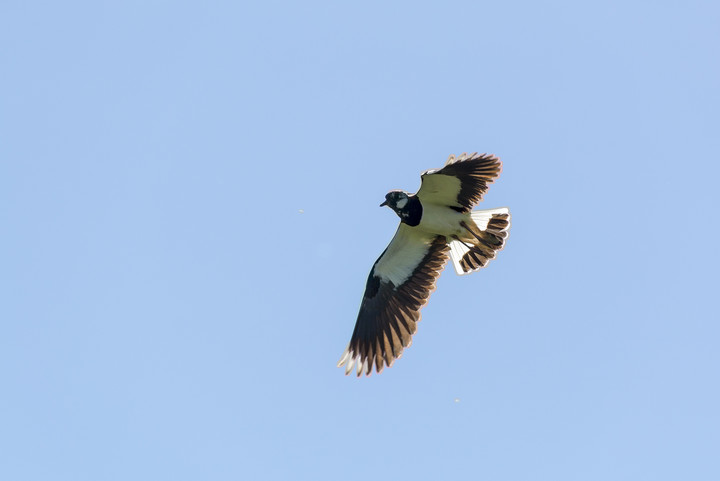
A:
[2, 1, 719, 479]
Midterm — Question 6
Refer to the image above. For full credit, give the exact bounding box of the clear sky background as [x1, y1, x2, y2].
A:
[2, 1, 719, 480]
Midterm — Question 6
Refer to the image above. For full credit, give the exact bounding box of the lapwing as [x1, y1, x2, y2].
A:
[338, 153, 511, 376]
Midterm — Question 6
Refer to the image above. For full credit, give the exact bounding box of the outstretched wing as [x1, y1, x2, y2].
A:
[416, 153, 502, 212]
[338, 224, 449, 377]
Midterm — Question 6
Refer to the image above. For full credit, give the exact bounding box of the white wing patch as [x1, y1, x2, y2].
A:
[416, 173, 462, 207]
[373, 224, 436, 286]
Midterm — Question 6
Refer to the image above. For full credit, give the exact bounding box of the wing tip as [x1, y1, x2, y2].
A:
[445, 151, 501, 165]
[337, 342, 410, 377]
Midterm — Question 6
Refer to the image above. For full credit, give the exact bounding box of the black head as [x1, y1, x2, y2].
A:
[379, 190, 410, 214]
[379, 190, 421, 226]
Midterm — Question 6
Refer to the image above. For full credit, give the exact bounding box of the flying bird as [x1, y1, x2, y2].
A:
[338, 153, 511, 376]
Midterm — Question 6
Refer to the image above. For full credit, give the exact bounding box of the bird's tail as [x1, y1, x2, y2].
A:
[448, 207, 510, 275]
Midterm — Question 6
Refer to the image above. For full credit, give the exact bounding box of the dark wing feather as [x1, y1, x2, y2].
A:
[416, 153, 502, 212]
[338, 225, 449, 376]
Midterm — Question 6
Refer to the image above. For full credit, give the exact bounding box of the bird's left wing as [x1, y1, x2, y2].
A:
[338, 224, 449, 377]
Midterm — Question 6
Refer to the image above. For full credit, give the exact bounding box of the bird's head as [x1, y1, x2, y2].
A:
[380, 190, 410, 216]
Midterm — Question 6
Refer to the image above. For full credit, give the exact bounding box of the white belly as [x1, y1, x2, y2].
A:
[416, 203, 467, 236]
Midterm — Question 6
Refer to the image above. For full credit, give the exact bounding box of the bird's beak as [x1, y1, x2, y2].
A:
[379, 200, 388, 207]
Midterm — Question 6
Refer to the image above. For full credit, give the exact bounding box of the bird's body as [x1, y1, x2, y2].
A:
[338, 153, 510, 376]
[415, 202, 467, 236]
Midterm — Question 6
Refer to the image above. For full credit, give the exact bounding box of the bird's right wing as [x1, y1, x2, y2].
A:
[338, 224, 449, 377]
[417, 153, 502, 212]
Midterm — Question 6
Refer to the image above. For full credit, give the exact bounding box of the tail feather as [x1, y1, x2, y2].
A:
[448, 207, 510, 275]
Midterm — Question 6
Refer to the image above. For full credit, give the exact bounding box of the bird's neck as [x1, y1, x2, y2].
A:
[398, 195, 422, 227]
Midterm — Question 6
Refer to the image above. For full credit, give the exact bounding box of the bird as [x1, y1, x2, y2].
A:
[337, 152, 511, 377]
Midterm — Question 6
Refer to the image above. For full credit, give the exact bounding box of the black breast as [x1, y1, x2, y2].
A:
[399, 196, 422, 227]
